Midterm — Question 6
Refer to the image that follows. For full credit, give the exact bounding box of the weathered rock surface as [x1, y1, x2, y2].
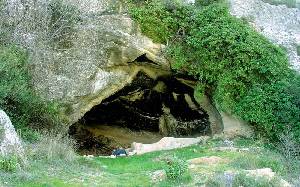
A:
[230, 0, 300, 71]
[0, 110, 23, 156]
[220, 112, 254, 138]
[130, 137, 203, 155]
[1, 0, 168, 124]
[195, 95, 223, 134]
[150, 170, 167, 183]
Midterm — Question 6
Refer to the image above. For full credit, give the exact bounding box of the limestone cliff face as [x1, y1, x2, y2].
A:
[1, 0, 168, 124]
[0, 110, 23, 157]
[229, 0, 300, 72]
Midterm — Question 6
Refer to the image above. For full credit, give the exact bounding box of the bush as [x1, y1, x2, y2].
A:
[0, 156, 19, 172]
[0, 45, 59, 142]
[163, 156, 189, 180]
[233, 173, 282, 187]
[195, 0, 225, 6]
[235, 77, 300, 140]
[128, 0, 300, 143]
[127, 0, 193, 43]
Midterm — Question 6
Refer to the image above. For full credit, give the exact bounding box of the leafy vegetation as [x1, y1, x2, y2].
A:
[233, 173, 282, 187]
[0, 156, 19, 172]
[163, 155, 189, 180]
[0, 45, 59, 141]
[127, 0, 187, 43]
[127, 0, 300, 143]
[230, 153, 287, 175]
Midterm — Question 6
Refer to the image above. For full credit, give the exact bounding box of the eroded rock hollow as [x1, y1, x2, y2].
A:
[2, 0, 227, 155]
[69, 70, 211, 155]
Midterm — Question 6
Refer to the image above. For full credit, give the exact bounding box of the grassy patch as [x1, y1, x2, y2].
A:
[230, 153, 286, 175]
[1, 138, 297, 186]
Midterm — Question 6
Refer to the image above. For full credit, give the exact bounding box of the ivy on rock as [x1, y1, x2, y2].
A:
[127, 0, 300, 142]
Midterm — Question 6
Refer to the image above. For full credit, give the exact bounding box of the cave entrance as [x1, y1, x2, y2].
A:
[69, 71, 211, 155]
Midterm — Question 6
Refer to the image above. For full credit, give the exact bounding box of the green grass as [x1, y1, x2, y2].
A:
[230, 153, 286, 174]
[1, 138, 297, 187]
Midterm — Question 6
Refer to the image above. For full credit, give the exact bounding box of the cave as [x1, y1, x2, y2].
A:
[69, 71, 211, 155]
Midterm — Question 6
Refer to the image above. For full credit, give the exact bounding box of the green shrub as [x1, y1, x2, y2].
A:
[233, 173, 282, 187]
[195, 0, 225, 6]
[0, 45, 59, 142]
[235, 77, 300, 140]
[128, 0, 193, 43]
[128, 1, 300, 143]
[0, 156, 19, 172]
[163, 156, 189, 180]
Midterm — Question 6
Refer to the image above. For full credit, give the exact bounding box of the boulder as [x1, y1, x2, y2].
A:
[150, 170, 167, 183]
[131, 137, 202, 155]
[0, 110, 23, 157]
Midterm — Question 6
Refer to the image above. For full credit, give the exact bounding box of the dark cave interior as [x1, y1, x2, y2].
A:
[69, 71, 211, 155]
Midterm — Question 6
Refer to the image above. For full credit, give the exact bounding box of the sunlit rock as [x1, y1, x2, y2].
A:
[0, 110, 23, 157]
[130, 137, 202, 155]
[1, 0, 168, 124]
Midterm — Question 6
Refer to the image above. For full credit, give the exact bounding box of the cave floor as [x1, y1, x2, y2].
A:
[86, 124, 163, 145]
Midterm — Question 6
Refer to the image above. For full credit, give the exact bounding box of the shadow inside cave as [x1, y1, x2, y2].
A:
[69, 71, 211, 155]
